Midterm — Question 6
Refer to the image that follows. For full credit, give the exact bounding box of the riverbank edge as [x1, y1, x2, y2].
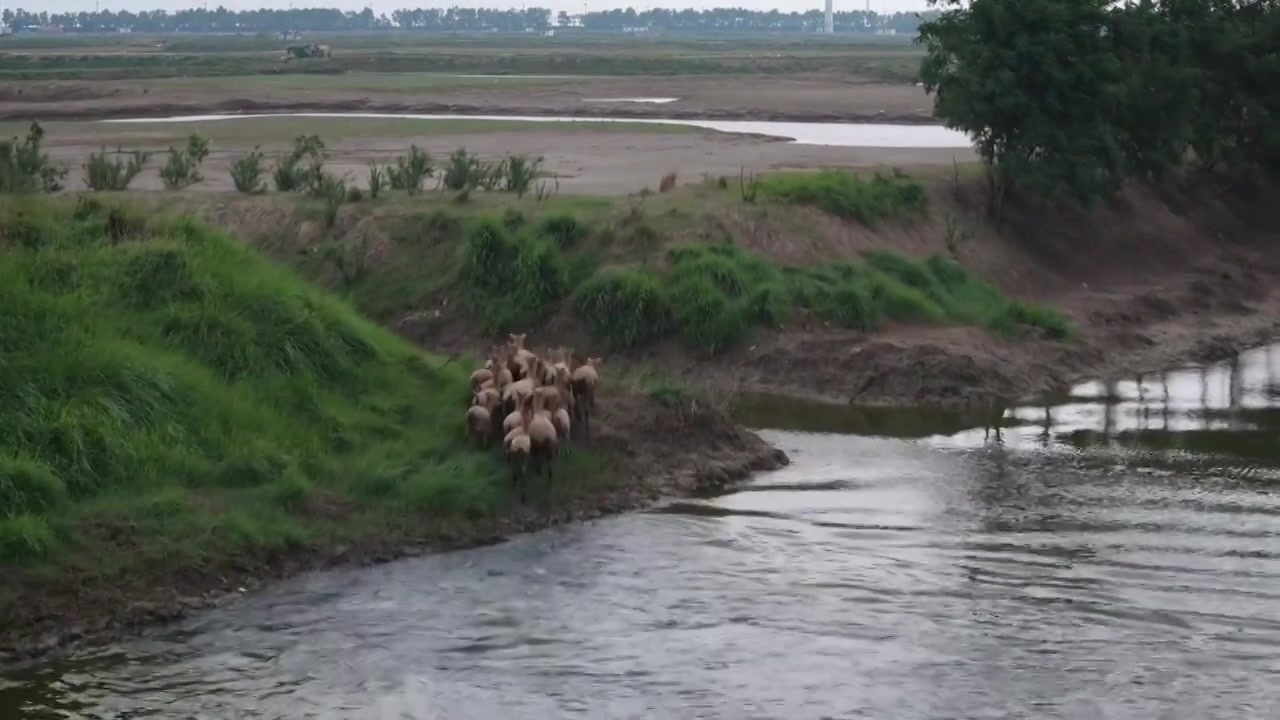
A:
[0, 98, 941, 126]
[716, 296, 1280, 412]
[0, 417, 789, 671]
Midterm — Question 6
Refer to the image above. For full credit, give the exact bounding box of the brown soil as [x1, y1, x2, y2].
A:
[377, 171, 1280, 410]
[27, 125, 973, 197]
[676, 174, 1280, 408]
[0, 386, 787, 669]
[1, 73, 934, 124]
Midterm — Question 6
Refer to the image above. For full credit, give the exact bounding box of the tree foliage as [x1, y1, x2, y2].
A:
[919, 0, 1280, 215]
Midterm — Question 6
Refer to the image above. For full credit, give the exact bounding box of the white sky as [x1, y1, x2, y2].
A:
[27, 2, 933, 15]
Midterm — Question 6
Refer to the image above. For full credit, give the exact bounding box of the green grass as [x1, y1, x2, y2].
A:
[571, 240, 1070, 354]
[758, 169, 930, 225]
[0, 196, 603, 578]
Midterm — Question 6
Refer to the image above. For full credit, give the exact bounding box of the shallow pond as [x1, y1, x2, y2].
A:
[4, 345, 1280, 719]
[102, 113, 972, 148]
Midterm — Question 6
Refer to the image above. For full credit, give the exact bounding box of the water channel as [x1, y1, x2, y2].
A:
[101, 113, 972, 148]
[4, 345, 1280, 719]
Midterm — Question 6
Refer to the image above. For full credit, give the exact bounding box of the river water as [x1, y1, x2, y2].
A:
[100, 113, 972, 148]
[4, 346, 1280, 719]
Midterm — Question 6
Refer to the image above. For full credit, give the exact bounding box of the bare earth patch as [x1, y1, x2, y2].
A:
[12, 117, 974, 197]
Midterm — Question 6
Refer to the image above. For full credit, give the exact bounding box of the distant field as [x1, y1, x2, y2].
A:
[0, 30, 920, 53]
[0, 116, 709, 146]
[0, 32, 925, 82]
[135, 72, 580, 94]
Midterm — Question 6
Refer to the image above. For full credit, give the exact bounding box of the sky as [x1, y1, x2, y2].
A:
[28, 1, 933, 15]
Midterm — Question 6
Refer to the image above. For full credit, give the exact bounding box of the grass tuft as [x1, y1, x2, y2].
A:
[570, 238, 1068, 353]
[759, 169, 928, 225]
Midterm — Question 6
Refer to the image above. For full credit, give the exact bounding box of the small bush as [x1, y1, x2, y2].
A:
[273, 135, 326, 193]
[659, 171, 678, 193]
[386, 145, 433, 194]
[367, 163, 385, 198]
[739, 167, 760, 203]
[315, 173, 347, 228]
[84, 148, 151, 191]
[159, 134, 210, 190]
[503, 154, 544, 197]
[574, 267, 671, 348]
[0, 121, 67, 193]
[443, 147, 482, 191]
[230, 147, 266, 194]
[759, 170, 928, 225]
[536, 213, 588, 248]
[0, 453, 67, 515]
[0, 514, 56, 564]
[457, 218, 570, 331]
[668, 277, 749, 354]
[273, 154, 304, 192]
[502, 208, 526, 230]
[999, 303, 1072, 340]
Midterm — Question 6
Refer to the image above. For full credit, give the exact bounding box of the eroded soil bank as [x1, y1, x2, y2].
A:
[387, 171, 1280, 410]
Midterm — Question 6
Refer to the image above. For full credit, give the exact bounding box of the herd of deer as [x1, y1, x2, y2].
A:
[464, 333, 602, 498]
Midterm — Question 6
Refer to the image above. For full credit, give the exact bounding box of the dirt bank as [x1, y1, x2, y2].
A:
[328, 170, 1280, 411]
[0, 384, 787, 669]
[0, 73, 935, 124]
[652, 172, 1280, 408]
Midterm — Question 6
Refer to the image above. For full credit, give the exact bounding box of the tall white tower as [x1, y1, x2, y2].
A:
[824, 0, 834, 33]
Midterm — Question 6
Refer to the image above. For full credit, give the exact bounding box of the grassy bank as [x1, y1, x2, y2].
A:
[0, 196, 602, 609]
[244, 168, 1069, 355]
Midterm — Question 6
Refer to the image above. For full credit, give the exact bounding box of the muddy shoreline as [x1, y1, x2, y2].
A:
[0, 97, 942, 125]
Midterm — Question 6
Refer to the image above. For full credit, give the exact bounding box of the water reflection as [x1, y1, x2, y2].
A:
[739, 345, 1280, 477]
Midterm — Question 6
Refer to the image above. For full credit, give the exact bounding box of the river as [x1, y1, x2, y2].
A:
[101, 113, 971, 148]
[4, 345, 1280, 719]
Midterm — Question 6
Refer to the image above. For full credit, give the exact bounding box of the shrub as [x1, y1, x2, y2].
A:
[566, 238, 1069, 350]
[659, 171, 678, 193]
[314, 173, 347, 228]
[759, 170, 928, 225]
[503, 154, 544, 197]
[230, 147, 266, 194]
[367, 163, 385, 198]
[272, 154, 304, 192]
[158, 134, 210, 190]
[668, 277, 749, 354]
[0, 121, 67, 193]
[457, 218, 569, 331]
[273, 135, 326, 193]
[536, 213, 588, 248]
[386, 145, 433, 194]
[84, 148, 151, 191]
[574, 267, 671, 347]
[443, 147, 481, 191]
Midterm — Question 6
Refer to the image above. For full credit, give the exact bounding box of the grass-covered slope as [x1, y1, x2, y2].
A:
[0, 196, 517, 583]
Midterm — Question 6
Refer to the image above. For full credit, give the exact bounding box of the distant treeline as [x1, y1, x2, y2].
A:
[0, 6, 936, 35]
